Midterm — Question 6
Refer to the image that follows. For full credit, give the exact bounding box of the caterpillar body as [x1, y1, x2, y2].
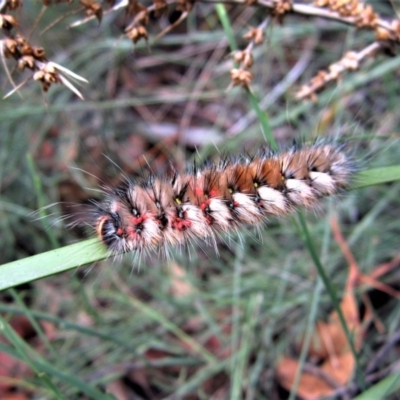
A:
[91, 142, 355, 256]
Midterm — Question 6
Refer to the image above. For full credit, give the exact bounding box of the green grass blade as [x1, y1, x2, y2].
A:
[0, 315, 114, 399]
[214, 4, 237, 51]
[351, 166, 400, 189]
[0, 305, 142, 351]
[1, 166, 400, 291]
[230, 294, 261, 399]
[247, 90, 276, 150]
[0, 322, 66, 400]
[109, 292, 217, 365]
[0, 238, 107, 291]
[353, 370, 400, 399]
[296, 211, 362, 383]
[26, 154, 59, 249]
[8, 288, 57, 359]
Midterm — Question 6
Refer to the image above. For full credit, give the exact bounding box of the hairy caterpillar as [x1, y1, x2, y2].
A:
[89, 141, 356, 256]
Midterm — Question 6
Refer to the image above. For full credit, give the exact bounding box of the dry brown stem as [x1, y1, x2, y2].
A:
[296, 41, 383, 101]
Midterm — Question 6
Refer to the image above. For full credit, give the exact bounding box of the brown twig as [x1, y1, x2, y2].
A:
[296, 42, 383, 101]
[330, 217, 400, 300]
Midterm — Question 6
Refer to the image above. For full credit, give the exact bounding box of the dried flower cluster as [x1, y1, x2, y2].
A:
[80, 0, 103, 22]
[230, 25, 264, 89]
[225, 0, 400, 95]
[0, 0, 87, 98]
[314, 0, 378, 28]
[296, 42, 381, 101]
[295, 0, 400, 99]
[1, 0, 400, 100]
[272, 0, 292, 17]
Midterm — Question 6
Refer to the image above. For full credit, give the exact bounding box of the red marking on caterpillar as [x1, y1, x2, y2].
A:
[88, 141, 356, 256]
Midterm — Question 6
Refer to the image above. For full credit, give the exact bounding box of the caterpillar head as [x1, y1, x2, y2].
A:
[94, 190, 163, 254]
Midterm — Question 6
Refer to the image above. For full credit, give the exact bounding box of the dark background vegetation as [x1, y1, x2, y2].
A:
[1, 0, 400, 398]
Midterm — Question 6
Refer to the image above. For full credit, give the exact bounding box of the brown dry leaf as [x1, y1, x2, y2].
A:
[168, 262, 194, 298]
[277, 351, 356, 400]
[278, 215, 400, 399]
[307, 289, 361, 360]
[276, 356, 334, 400]
[276, 254, 366, 399]
[105, 379, 130, 400]
[321, 351, 355, 387]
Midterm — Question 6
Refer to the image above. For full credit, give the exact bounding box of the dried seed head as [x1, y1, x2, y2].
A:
[33, 70, 45, 81]
[126, 25, 148, 44]
[341, 51, 359, 70]
[296, 47, 368, 100]
[14, 34, 26, 46]
[233, 50, 245, 63]
[33, 63, 62, 92]
[233, 50, 253, 68]
[314, 0, 378, 29]
[311, 70, 328, 86]
[0, 13, 18, 30]
[33, 46, 46, 61]
[80, 0, 103, 21]
[20, 43, 34, 56]
[327, 64, 340, 80]
[355, 4, 378, 28]
[17, 55, 35, 70]
[5, 0, 23, 10]
[296, 84, 314, 100]
[391, 20, 400, 42]
[273, 0, 292, 15]
[230, 68, 253, 88]
[3, 37, 18, 56]
[314, 0, 329, 6]
[375, 27, 391, 41]
[243, 27, 264, 45]
[242, 51, 253, 68]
